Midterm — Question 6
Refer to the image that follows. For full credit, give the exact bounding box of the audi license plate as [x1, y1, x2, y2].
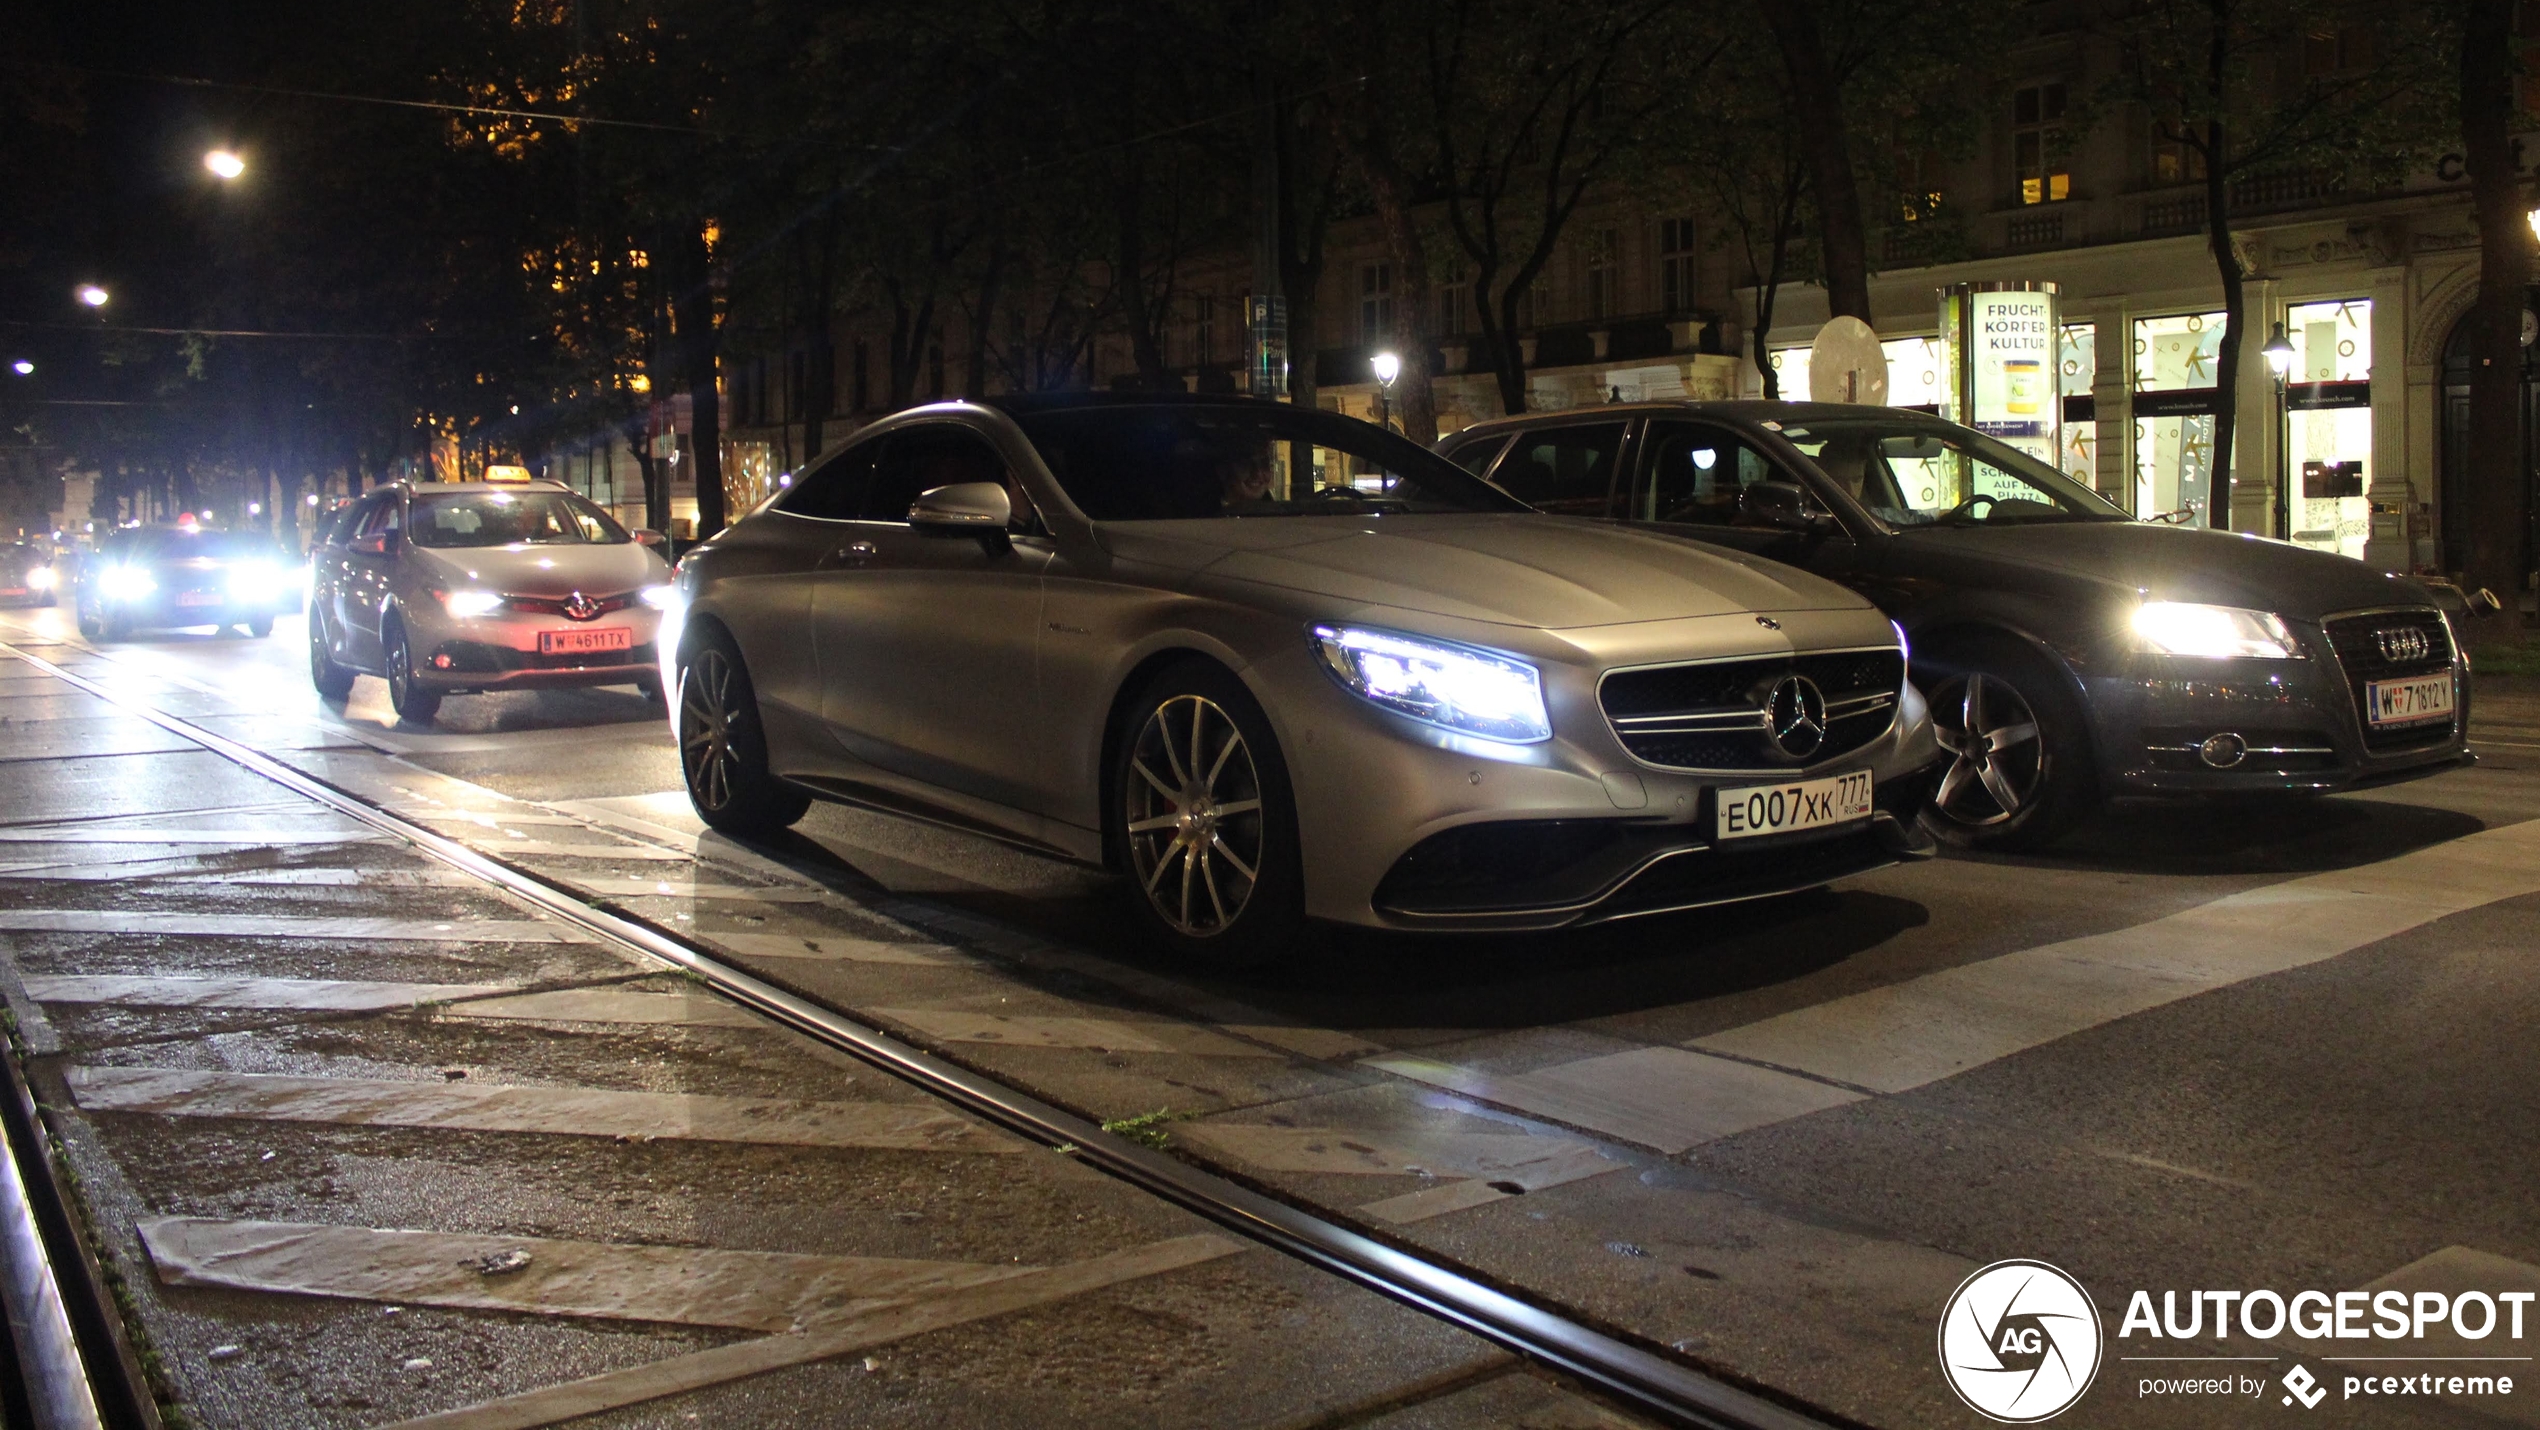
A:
[539, 627, 632, 656]
[1716, 770, 1873, 841]
[2365, 674, 2454, 727]
[175, 590, 222, 607]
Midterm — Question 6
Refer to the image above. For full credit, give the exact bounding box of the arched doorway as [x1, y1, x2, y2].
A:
[2438, 309, 2540, 581]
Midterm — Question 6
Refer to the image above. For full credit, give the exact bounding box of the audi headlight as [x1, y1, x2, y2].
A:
[2133, 601, 2303, 659]
[639, 583, 681, 610]
[441, 589, 504, 618]
[1311, 625, 1550, 743]
[99, 565, 156, 601]
[26, 566, 56, 591]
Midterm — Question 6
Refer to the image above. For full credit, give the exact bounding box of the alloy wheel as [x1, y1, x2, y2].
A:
[1123, 694, 1264, 937]
[680, 648, 741, 812]
[1930, 672, 2044, 827]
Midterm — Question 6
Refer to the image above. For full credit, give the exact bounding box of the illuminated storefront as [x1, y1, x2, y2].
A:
[2131, 312, 2224, 524]
[2282, 298, 2372, 561]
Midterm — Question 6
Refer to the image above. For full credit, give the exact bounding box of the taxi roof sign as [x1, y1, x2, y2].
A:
[485, 464, 534, 484]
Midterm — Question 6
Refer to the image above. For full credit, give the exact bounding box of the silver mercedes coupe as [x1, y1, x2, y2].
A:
[660, 395, 1942, 965]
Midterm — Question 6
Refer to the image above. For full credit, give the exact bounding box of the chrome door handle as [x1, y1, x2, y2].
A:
[832, 542, 877, 564]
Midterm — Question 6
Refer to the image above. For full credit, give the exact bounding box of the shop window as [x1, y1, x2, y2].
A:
[2284, 298, 2373, 560]
[1659, 219, 1700, 315]
[2059, 323, 2097, 489]
[1767, 346, 1811, 402]
[2131, 312, 2225, 524]
[1359, 262, 1394, 344]
[2014, 83, 2070, 205]
[1884, 336, 1944, 411]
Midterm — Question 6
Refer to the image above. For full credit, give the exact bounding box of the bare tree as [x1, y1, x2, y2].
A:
[2460, 0, 2529, 617]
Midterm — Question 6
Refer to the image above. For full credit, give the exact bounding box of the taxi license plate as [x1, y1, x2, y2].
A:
[1716, 770, 1873, 841]
[540, 627, 632, 655]
[0, 588, 22, 598]
[175, 590, 222, 607]
[2365, 673, 2454, 727]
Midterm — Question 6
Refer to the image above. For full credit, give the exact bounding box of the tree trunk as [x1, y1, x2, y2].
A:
[800, 213, 839, 469]
[2464, 0, 2530, 614]
[1761, 0, 1871, 325]
[2199, 0, 2241, 532]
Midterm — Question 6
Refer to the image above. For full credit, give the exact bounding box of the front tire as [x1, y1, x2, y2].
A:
[1917, 639, 2096, 852]
[246, 614, 274, 639]
[676, 628, 809, 836]
[1111, 662, 1303, 969]
[383, 617, 441, 726]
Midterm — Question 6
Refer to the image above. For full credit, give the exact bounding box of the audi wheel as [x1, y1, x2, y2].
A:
[1917, 640, 2095, 852]
[1112, 662, 1302, 969]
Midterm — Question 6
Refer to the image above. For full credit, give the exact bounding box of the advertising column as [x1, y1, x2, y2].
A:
[1941, 282, 2063, 473]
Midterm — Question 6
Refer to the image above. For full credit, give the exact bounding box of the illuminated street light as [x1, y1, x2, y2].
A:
[75, 285, 109, 309]
[2263, 321, 2296, 543]
[8, 361, 30, 376]
[2528, 207, 2540, 245]
[305, 493, 321, 507]
[2260, 323, 2295, 379]
[204, 149, 246, 180]
[1371, 350, 1402, 433]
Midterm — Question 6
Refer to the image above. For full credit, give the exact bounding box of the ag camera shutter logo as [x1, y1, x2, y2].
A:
[1939, 1260, 2103, 1422]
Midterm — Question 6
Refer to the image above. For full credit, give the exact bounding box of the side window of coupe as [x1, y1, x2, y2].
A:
[779, 444, 881, 521]
[1636, 423, 1787, 525]
[864, 426, 1015, 523]
[1493, 423, 1625, 517]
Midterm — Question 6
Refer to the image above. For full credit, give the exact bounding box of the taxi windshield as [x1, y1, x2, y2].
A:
[409, 491, 629, 548]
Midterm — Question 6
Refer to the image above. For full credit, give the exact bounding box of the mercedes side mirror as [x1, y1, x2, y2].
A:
[1739, 481, 1835, 534]
[909, 482, 1014, 554]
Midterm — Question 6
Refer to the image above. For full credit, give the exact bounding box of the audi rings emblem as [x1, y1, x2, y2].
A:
[563, 592, 602, 622]
[2376, 626, 2430, 664]
[1767, 674, 1829, 759]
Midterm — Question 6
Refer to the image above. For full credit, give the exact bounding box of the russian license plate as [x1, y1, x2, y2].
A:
[175, 590, 222, 607]
[1716, 770, 1874, 841]
[539, 626, 632, 655]
[2365, 673, 2454, 727]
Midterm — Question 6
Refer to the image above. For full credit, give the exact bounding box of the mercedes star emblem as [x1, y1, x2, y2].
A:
[1767, 674, 1828, 759]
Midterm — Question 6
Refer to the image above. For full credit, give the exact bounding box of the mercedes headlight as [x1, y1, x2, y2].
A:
[441, 589, 504, 618]
[2133, 602, 2303, 659]
[99, 565, 155, 601]
[1311, 625, 1550, 743]
[26, 566, 56, 591]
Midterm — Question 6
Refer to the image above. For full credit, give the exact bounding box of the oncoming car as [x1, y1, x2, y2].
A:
[307, 480, 673, 724]
[659, 395, 1944, 965]
[73, 525, 295, 640]
[0, 541, 57, 607]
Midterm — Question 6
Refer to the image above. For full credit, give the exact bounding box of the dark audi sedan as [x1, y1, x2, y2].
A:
[1441, 402, 2469, 849]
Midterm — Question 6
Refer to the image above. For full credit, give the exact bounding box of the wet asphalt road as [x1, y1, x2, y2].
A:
[3, 602, 2537, 1430]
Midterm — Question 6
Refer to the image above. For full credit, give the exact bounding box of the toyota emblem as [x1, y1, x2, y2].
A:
[1766, 674, 1829, 759]
[2376, 627, 2430, 664]
[563, 592, 601, 622]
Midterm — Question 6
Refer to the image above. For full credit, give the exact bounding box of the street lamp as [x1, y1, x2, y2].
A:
[204, 149, 246, 180]
[8, 361, 29, 377]
[1371, 350, 1402, 432]
[74, 285, 109, 309]
[2261, 322, 2296, 542]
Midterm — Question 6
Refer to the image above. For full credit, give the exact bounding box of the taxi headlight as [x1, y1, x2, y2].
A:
[441, 589, 504, 618]
[99, 565, 156, 601]
[1311, 624, 1550, 743]
[2133, 601, 2303, 659]
[639, 584, 681, 610]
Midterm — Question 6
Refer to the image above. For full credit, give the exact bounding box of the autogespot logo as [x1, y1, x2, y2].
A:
[1939, 1260, 2104, 1422]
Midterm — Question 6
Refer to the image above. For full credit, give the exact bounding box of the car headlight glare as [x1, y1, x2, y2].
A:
[2134, 601, 2302, 659]
[225, 560, 282, 599]
[26, 566, 55, 590]
[99, 565, 155, 601]
[441, 589, 504, 618]
[1312, 625, 1550, 743]
[639, 584, 681, 610]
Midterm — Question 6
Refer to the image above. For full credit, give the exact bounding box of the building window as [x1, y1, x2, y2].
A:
[1659, 219, 1699, 316]
[1435, 275, 1470, 339]
[2303, 29, 2369, 77]
[2285, 298, 2373, 560]
[2152, 133, 2206, 187]
[1359, 262, 1394, 344]
[1580, 228, 1619, 321]
[2013, 83, 2070, 205]
[1192, 295, 1214, 366]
